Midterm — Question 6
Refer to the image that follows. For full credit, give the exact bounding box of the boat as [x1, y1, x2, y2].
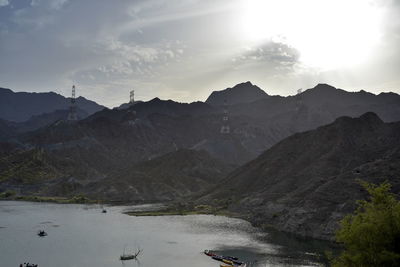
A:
[223, 255, 239, 261]
[222, 256, 243, 265]
[205, 250, 245, 266]
[221, 263, 246, 267]
[222, 259, 234, 265]
[120, 247, 142, 261]
[204, 250, 216, 257]
[37, 230, 47, 237]
[120, 254, 136, 261]
[229, 259, 244, 265]
[212, 255, 224, 261]
[100, 204, 107, 213]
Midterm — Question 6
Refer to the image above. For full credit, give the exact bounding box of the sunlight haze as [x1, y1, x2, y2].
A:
[0, 0, 399, 107]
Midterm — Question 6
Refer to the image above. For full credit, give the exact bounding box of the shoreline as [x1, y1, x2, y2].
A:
[124, 207, 238, 217]
[0, 195, 98, 204]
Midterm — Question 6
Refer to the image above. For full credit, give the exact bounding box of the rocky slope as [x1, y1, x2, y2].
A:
[0, 147, 233, 203]
[200, 112, 400, 240]
[83, 149, 234, 203]
[17, 100, 256, 166]
[0, 119, 17, 139]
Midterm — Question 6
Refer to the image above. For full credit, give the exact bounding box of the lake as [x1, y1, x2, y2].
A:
[0, 201, 330, 267]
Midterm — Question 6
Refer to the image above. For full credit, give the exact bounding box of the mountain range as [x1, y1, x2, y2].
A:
[0, 82, 400, 240]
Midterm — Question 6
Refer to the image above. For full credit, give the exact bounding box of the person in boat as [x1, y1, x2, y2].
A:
[38, 230, 47, 236]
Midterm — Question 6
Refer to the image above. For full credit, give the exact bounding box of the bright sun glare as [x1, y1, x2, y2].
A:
[239, 0, 384, 70]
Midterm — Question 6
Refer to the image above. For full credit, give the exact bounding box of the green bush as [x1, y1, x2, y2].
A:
[71, 195, 89, 203]
[332, 181, 400, 267]
[0, 190, 16, 198]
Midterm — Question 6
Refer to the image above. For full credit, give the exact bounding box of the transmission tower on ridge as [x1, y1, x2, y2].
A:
[130, 90, 135, 104]
[297, 88, 303, 95]
[296, 88, 303, 111]
[220, 99, 230, 134]
[67, 85, 78, 121]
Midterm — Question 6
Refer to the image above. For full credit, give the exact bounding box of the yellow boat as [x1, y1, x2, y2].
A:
[222, 259, 234, 265]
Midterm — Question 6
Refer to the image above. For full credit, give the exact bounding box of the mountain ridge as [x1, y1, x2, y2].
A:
[199, 112, 400, 240]
[0, 87, 104, 122]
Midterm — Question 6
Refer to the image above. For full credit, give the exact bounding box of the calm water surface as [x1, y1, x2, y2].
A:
[0, 201, 330, 267]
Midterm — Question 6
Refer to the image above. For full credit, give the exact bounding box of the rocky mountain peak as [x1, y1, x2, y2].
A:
[359, 112, 384, 124]
[150, 97, 162, 102]
[313, 83, 337, 91]
[206, 81, 269, 106]
[332, 112, 384, 130]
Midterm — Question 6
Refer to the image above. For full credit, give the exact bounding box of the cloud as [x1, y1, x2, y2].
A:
[0, 0, 9, 7]
[76, 37, 185, 81]
[231, 41, 301, 76]
[119, 0, 236, 35]
[31, 0, 69, 10]
[66, 37, 186, 106]
[12, 9, 55, 29]
[94, 38, 181, 63]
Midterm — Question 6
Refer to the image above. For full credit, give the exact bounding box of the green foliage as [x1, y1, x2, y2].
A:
[0, 190, 16, 198]
[0, 149, 57, 184]
[70, 195, 89, 203]
[332, 181, 400, 267]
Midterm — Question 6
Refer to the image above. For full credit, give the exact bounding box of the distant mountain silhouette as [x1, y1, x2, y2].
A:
[15, 108, 91, 134]
[206, 81, 269, 106]
[229, 83, 400, 123]
[0, 87, 104, 122]
[200, 112, 400, 240]
[1, 82, 399, 170]
[299, 84, 400, 122]
[121, 97, 215, 118]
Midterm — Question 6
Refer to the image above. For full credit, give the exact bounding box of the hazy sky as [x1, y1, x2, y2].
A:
[0, 0, 399, 107]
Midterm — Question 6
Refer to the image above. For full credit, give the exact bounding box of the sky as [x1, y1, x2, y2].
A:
[0, 0, 399, 107]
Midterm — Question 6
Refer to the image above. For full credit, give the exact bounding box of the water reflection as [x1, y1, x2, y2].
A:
[0, 201, 332, 267]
